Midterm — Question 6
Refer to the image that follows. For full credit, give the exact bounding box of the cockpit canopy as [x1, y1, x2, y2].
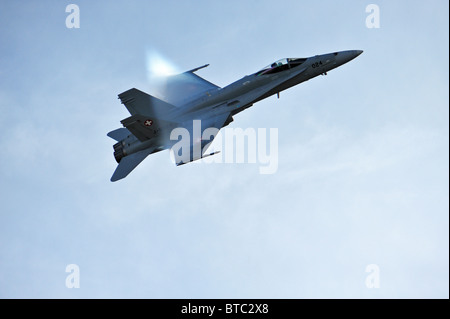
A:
[255, 58, 307, 76]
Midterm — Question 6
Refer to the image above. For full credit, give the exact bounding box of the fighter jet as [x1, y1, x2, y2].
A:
[108, 50, 363, 181]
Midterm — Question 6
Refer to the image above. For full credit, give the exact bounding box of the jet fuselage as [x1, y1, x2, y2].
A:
[108, 50, 363, 181]
[179, 50, 363, 121]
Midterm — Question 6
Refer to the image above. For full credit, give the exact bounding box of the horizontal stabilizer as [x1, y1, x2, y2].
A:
[110, 147, 154, 182]
[107, 128, 130, 141]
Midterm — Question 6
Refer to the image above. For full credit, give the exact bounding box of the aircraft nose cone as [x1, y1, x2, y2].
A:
[335, 50, 363, 66]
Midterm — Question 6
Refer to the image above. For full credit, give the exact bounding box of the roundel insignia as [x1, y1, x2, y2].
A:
[144, 119, 153, 127]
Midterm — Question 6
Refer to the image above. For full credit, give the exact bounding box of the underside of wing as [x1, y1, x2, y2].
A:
[118, 88, 181, 144]
[173, 111, 233, 166]
[121, 114, 176, 142]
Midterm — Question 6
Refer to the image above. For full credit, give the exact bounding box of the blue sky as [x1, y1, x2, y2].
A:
[0, 0, 448, 298]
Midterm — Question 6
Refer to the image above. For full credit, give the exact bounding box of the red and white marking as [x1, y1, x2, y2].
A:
[144, 119, 153, 127]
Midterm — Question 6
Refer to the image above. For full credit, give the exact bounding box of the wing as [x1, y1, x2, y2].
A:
[173, 111, 233, 166]
[120, 114, 178, 142]
[118, 88, 177, 119]
[153, 65, 220, 107]
[199, 112, 234, 155]
[118, 89, 180, 143]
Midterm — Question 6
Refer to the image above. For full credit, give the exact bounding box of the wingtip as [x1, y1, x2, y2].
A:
[185, 64, 210, 74]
